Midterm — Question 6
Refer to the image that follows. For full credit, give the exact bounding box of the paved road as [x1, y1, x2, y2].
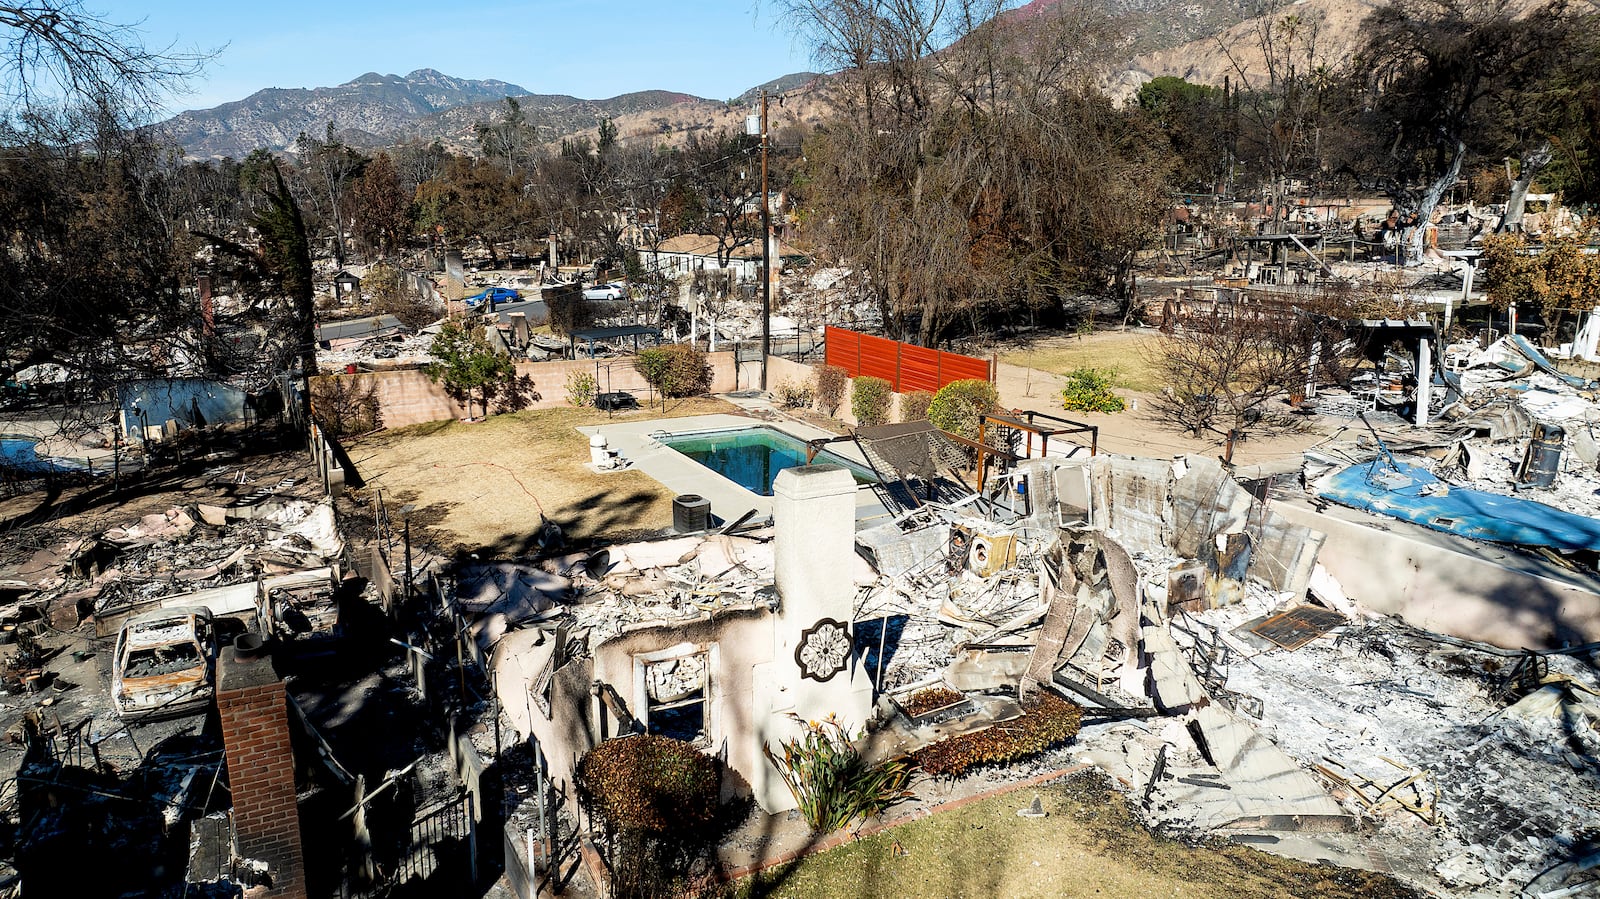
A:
[316, 315, 402, 342]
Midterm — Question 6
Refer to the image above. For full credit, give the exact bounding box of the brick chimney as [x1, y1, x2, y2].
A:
[217, 637, 306, 899]
[198, 274, 215, 338]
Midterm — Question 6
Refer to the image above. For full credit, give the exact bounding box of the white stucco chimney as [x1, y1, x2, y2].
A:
[753, 464, 874, 811]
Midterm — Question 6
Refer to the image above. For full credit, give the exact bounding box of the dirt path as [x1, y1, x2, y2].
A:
[991, 331, 1346, 467]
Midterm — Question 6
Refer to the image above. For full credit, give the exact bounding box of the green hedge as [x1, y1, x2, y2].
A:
[927, 379, 1000, 442]
[634, 344, 711, 398]
[851, 376, 894, 426]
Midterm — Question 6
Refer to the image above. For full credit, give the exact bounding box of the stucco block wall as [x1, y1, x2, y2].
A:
[314, 351, 745, 429]
[766, 355, 934, 427]
[1273, 500, 1600, 650]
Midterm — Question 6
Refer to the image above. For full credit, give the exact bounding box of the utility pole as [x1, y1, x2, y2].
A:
[759, 88, 772, 391]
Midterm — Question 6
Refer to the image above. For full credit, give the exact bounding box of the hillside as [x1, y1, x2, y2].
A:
[157, 68, 543, 157]
[1122, 0, 1378, 90]
[155, 69, 825, 159]
[154, 0, 1364, 160]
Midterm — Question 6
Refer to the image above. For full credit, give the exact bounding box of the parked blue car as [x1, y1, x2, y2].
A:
[464, 287, 520, 306]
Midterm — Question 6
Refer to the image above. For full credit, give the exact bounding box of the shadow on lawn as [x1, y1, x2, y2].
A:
[458, 487, 665, 559]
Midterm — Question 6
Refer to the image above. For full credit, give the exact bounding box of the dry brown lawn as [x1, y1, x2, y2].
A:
[730, 773, 1419, 899]
[345, 397, 744, 556]
[997, 330, 1164, 393]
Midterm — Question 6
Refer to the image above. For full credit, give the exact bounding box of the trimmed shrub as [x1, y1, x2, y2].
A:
[910, 691, 1083, 778]
[851, 376, 893, 426]
[926, 379, 1000, 442]
[634, 344, 711, 398]
[814, 364, 848, 415]
[774, 378, 814, 409]
[575, 734, 722, 835]
[898, 390, 934, 423]
[1060, 367, 1126, 413]
[764, 715, 912, 833]
[576, 734, 726, 898]
[566, 370, 598, 407]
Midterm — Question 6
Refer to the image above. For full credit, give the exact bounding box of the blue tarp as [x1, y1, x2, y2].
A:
[1316, 459, 1600, 552]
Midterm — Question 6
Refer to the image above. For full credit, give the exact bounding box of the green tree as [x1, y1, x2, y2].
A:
[425, 320, 518, 418]
[1136, 77, 1231, 192]
[415, 155, 526, 267]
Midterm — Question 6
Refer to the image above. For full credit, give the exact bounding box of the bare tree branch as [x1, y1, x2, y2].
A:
[0, 1, 211, 119]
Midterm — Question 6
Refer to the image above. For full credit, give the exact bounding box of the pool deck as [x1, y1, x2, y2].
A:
[579, 414, 892, 527]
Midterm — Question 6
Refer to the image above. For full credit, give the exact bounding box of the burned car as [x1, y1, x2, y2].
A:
[112, 606, 217, 720]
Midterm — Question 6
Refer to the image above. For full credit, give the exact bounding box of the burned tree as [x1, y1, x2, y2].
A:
[1, 1, 207, 115]
[0, 3, 211, 387]
[772, 0, 1173, 346]
[1147, 288, 1371, 451]
[1347, 0, 1582, 259]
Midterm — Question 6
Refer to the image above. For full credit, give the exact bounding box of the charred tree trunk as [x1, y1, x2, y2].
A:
[1497, 141, 1553, 233]
[1401, 140, 1467, 261]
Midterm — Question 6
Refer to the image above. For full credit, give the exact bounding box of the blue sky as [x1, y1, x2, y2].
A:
[120, 1, 817, 114]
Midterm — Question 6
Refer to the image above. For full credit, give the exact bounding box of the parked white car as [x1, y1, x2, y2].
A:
[583, 283, 627, 301]
[112, 606, 217, 720]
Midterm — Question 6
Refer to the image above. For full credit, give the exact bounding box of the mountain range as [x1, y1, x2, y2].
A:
[156, 0, 1374, 159]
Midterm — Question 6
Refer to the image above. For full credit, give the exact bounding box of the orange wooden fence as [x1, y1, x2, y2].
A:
[824, 326, 993, 393]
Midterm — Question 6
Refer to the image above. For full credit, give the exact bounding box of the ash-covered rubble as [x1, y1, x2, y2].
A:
[1305, 334, 1600, 563]
[857, 451, 1598, 898]
[0, 460, 344, 634]
[1430, 338, 1600, 519]
[446, 445, 1599, 898]
[1123, 580, 1600, 897]
[317, 324, 440, 371]
[451, 530, 830, 658]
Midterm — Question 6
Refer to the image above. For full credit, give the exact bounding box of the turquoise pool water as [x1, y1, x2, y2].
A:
[660, 428, 877, 496]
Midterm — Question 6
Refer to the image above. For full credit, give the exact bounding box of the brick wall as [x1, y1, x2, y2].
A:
[217, 647, 306, 899]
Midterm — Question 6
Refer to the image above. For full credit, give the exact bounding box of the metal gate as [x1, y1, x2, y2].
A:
[391, 790, 476, 888]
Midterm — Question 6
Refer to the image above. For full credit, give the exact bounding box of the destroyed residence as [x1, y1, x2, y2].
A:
[451, 393, 1600, 898]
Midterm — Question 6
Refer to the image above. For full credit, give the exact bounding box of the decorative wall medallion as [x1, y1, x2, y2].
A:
[795, 618, 851, 682]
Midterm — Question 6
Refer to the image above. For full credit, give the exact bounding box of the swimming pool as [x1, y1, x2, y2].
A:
[0, 436, 88, 475]
[659, 427, 877, 496]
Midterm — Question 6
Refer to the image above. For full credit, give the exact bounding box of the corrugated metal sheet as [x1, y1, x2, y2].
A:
[824, 326, 993, 393]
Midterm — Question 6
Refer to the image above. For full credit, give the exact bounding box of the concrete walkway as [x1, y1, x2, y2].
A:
[580, 412, 891, 528]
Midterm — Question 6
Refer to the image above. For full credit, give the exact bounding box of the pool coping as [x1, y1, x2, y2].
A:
[579, 414, 891, 527]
